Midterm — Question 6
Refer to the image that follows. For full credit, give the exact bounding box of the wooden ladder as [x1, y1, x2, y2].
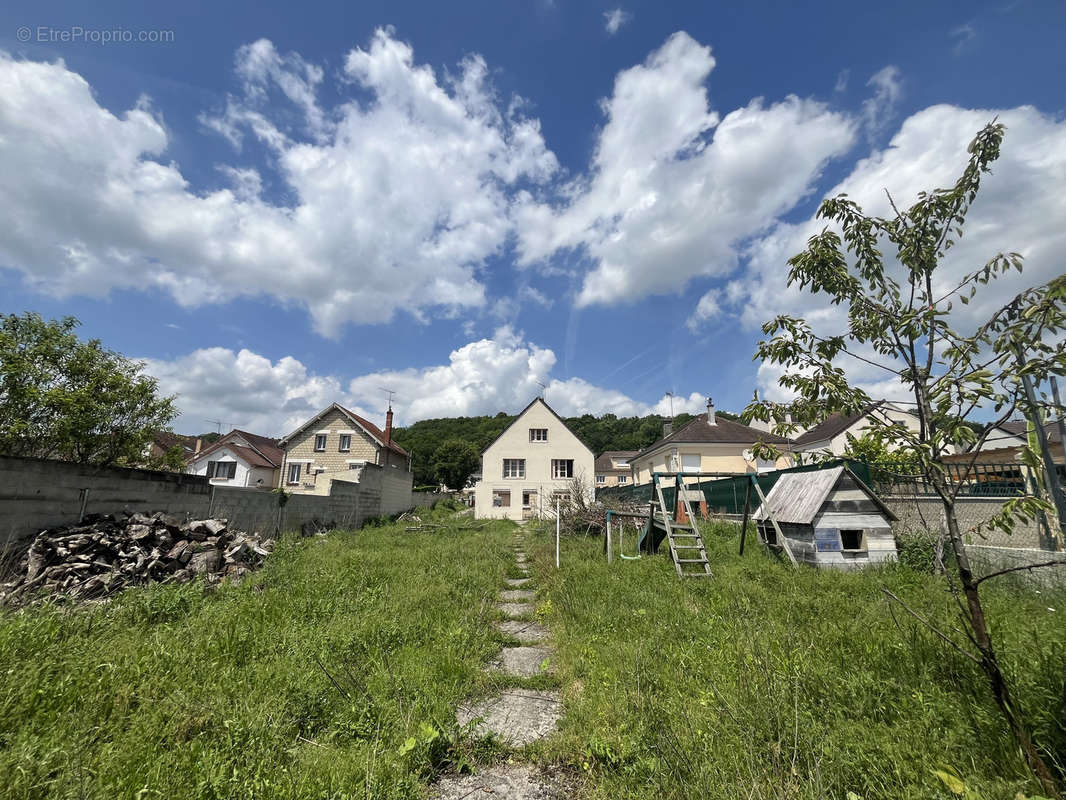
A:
[653, 473, 712, 578]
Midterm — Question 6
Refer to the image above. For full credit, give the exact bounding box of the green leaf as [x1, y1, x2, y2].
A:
[933, 768, 966, 795]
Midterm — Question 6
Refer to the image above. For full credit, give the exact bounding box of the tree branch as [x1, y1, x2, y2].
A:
[975, 560, 1066, 586]
[881, 588, 981, 665]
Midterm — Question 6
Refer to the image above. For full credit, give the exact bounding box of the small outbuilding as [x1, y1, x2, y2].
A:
[754, 465, 898, 569]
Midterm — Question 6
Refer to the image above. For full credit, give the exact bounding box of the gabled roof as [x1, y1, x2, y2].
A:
[595, 450, 638, 473]
[991, 419, 1063, 445]
[793, 401, 885, 447]
[278, 402, 408, 457]
[153, 431, 199, 457]
[481, 397, 595, 456]
[638, 414, 791, 459]
[191, 429, 284, 468]
[754, 465, 897, 525]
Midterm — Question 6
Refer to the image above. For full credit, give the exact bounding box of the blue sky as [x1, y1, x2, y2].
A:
[1, 1, 1064, 435]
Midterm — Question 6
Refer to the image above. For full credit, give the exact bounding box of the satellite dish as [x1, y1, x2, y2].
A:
[742, 449, 754, 462]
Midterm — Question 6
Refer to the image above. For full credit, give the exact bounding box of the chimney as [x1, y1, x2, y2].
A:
[385, 406, 393, 444]
[194, 438, 202, 455]
[663, 420, 673, 437]
[706, 397, 716, 425]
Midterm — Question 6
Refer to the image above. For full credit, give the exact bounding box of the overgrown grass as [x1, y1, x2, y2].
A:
[529, 521, 1066, 799]
[0, 509, 517, 799]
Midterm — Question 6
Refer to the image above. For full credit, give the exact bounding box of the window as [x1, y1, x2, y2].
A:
[314, 434, 327, 451]
[613, 460, 628, 468]
[840, 529, 866, 551]
[681, 454, 701, 473]
[522, 490, 537, 508]
[551, 459, 574, 479]
[617, 475, 628, 485]
[529, 428, 548, 442]
[338, 434, 352, 452]
[287, 463, 302, 484]
[493, 490, 511, 507]
[348, 462, 362, 470]
[206, 461, 236, 480]
[503, 458, 525, 478]
[596, 474, 606, 484]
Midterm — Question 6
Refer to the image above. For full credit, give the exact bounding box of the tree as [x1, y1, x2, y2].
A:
[431, 438, 480, 490]
[742, 122, 1066, 796]
[841, 431, 921, 474]
[0, 313, 178, 466]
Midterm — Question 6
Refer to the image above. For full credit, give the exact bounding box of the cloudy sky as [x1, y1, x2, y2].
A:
[1, 1, 1063, 436]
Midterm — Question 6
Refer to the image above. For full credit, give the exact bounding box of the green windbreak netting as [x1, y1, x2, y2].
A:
[596, 459, 872, 515]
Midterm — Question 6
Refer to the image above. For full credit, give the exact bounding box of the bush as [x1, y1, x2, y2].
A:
[895, 530, 939, 573]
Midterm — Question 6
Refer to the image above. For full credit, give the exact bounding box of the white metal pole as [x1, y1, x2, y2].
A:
[555, 500, 560, 568]
[606, 516, 612, 564]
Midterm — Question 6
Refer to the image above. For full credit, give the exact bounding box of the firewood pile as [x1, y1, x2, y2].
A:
[1, 512, 274, 605]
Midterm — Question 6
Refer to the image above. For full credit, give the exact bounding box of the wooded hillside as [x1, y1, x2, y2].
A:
[392, 408, 737, 486]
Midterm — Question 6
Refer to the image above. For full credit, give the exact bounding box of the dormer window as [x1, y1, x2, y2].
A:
[529, 428, 548, 442]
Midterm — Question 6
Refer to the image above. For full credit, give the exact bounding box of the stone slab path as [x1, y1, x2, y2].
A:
[436, 528, 568, 798]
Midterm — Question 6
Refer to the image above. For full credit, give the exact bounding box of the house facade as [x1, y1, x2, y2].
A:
[631, 399, 793, 485]
[594, 450, 638, 488]
[791, 400, 939, 458]
[277, 403, 411, 496]
[474, 398, 595, 520]
[186, 429, 284, 488]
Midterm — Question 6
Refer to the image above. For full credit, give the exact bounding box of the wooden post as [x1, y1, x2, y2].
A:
[739, 477, 752, 555]
[606, 513, 613, 564]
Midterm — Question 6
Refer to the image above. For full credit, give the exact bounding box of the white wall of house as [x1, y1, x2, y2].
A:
[474, 399, 595, 521]
[796, 404, 948, 458]
[632, 444, 791, 485]
[187, 446, 273, 488]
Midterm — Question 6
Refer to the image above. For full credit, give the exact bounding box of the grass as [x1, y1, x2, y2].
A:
[5, 512, 1064, 799]
[527, 520, 1066, 800]
[0, 507, 517, 799]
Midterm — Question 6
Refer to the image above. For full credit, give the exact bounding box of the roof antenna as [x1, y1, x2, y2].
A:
[665, 391, 674, 418]
[205, 419, 231, 435]
[535, 380, 547, 402]
[379, 387, 396, 409]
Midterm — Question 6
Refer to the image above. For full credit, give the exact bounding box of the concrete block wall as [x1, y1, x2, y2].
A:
[882, 495, 1045, 549]
[1, 454, 422, 553]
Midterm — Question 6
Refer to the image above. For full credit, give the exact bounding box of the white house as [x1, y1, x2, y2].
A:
[790, 400, 949, 458]
[186, 429, 285, 488]
[474, 398, 595, 520]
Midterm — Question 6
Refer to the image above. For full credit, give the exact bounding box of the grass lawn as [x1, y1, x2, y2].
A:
[528, 521, 1066, 800]
[0, 507, 517, 800]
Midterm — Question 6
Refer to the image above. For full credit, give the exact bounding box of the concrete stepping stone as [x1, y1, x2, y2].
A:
[434, 764, 569, 799]
[498, 602, 534, 617]
[500, 589, 535, 602]
[495, 620, 549, 644]
[506, 577, 531, 587]
[491, 646, 554, 677]
[456, 690, 562, 747]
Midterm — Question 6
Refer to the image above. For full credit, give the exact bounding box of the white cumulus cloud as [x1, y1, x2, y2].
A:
[147, 328, 706, 435]
[514, 32, 857, 308]
[0, 31, 557, 336]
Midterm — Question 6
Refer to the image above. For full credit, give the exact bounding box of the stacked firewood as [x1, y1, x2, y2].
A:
[1, 512, 274, 605]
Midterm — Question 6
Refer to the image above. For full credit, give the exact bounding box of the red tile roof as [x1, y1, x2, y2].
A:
[337, 405, 409, 457]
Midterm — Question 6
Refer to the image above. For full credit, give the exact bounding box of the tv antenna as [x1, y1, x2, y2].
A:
[379, 387, 396, 408]
[535, 380, 547, 401]
[665, 391, 674, 417]
[205, 419, 232, 435]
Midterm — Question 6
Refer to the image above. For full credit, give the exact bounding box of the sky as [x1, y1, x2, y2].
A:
[1, 0, 1064, 436]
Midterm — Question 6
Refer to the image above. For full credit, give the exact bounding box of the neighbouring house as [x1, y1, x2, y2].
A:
[790, 400, 946, 458]
[277, 403, 411, 496]
[959, 419, 1064, 461]
[474, 398, 595, 520]
[594, 450, 638, 488]
[147, 431, 201, 464]
[630, 398, 793, 485]
[755, 464, 898, 569]
[186, 429, 284, 488]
